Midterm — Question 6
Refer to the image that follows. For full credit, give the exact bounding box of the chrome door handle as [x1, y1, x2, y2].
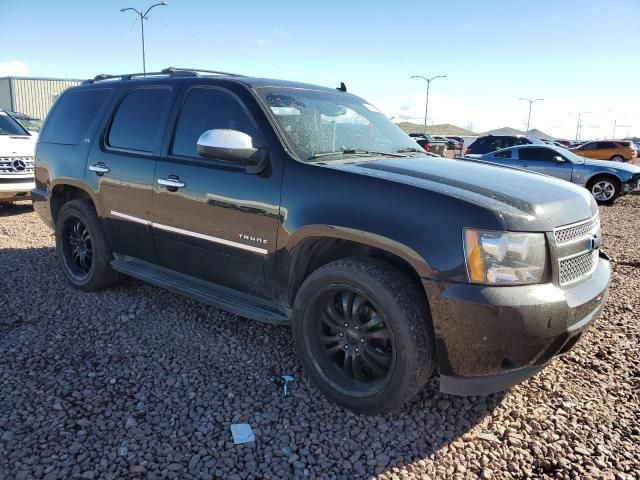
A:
[89, 164, 110, 174]
[157, 177, 186, 189]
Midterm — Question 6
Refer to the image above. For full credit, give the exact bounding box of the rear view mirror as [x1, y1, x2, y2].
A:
[197, 129, 268, 174]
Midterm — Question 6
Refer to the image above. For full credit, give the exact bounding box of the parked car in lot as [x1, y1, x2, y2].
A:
[0, 109, 37, 203]
[446, 136, 464, 150]
[33, 68, 610, 413]
[569, 140, 637, 163]
[465, 134, 545, 155]
[476, 145, 640, 204]
[9, 111, 44, 133]
[408, 133, 447, 156]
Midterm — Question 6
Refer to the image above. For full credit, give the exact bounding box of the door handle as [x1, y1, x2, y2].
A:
[89, 163, 110, 175]
[157, 177, 186, 189]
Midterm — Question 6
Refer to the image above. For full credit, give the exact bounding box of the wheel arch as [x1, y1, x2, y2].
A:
[50, 181, 97, 224]
[585, 172, 622, 189]
[285, 226, 434, 310]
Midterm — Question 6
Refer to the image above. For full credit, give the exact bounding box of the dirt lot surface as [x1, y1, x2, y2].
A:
[0, 195, 638, 480]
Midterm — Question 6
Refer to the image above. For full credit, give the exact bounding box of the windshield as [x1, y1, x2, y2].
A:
[255, 87, 424, 161]
[551, 145, 585, 163]
[0, 111, 29, 136]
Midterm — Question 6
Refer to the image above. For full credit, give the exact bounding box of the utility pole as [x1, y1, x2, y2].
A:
[519, 97, 544, 132]
[120, 2, 168, 74]
[612, 120, 631, 139]
[410, 75, 446, 134]
[575, 112, 590, 141]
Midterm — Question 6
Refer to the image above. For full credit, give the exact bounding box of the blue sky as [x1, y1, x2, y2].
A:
[1, 0, 639, 138]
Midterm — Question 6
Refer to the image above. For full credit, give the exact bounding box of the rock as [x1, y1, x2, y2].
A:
[130, 465, 147, 476]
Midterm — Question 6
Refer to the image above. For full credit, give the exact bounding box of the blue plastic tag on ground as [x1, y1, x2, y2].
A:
[230, 423, 255, 444]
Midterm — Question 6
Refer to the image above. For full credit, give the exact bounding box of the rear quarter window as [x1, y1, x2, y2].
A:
[39, 89, 111, 145]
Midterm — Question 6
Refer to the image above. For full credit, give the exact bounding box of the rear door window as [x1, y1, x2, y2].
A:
[39, 89, 111, 145]
[108, 87, 171, 153]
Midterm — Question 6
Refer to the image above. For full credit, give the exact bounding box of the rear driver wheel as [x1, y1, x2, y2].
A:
[292, 258, 435, 414]
[610, 155, 625, 162]
[55, 200, 120, 290]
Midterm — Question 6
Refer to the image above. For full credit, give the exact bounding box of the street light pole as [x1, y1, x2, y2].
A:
[519, 97, 544, 132]
[575, 112, 590, 141]
[411, 75, 446, 134]
[120, 2, 167, 74]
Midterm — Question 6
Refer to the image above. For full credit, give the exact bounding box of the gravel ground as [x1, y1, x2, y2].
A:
[0, 196, 638, 480]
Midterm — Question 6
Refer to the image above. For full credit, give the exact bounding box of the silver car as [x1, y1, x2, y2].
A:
[476, 145, 640, 204]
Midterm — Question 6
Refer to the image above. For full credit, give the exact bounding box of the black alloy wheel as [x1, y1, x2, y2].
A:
[293, 258, 435, 414]
[62, 216, 93, 279]
[313, 287, 394, 393]
[55, 199, 120, 291]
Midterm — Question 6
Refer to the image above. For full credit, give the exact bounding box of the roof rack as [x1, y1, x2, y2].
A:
[82, 67, 245, 85]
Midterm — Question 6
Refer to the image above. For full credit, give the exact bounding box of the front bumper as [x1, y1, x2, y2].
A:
[424, 252, 610, 396]
[0, 179, 35, 200]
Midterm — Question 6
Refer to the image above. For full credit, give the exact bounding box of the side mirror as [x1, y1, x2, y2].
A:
[197, 129, 267, 174]
[554, 155, 565, 162]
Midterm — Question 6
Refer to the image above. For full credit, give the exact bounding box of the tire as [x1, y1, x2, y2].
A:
[610, 155, 625, 162]
[55, 199, 120, 291]
[292, 257, 435, 414]
[587, 176, 620, 204]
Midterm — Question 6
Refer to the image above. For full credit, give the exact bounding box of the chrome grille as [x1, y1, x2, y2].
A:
[0, 157, 35, 175]
[559, 250, 599, 286]
[554, 215, 600, 245]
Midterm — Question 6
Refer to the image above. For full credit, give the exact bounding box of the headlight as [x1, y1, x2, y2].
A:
[463, 228, 547, 285]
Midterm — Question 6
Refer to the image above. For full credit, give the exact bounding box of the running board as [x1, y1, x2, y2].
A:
[111, 256, 290, 325]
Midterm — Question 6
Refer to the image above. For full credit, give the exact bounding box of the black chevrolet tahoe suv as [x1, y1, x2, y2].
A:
[33, 68, 610, 414]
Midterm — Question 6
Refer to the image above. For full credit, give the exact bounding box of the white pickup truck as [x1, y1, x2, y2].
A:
[0, 109, 37, 203]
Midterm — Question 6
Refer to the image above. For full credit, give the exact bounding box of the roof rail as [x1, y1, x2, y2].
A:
[82, 67, 245, 85]
[162, 67, 246, 77]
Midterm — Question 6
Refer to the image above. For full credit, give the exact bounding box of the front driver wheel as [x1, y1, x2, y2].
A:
[292, 258, 435, 414]
[55, 199, 120, 290]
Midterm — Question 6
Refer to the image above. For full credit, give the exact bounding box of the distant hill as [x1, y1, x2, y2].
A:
[479, 126, 554, 140]
[397, 122, 477, 136]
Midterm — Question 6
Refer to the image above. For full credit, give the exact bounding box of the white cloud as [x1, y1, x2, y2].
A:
[376, 93, 637, 139]
[0, 61, 29, 77]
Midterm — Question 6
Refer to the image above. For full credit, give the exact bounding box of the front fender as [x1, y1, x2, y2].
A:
[285, 224, 435, 279]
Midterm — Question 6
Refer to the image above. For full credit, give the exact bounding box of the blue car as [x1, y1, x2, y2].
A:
[473, 144, 640, 204]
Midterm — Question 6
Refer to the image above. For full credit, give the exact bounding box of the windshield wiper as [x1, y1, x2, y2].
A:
[308, 149, 408, 160]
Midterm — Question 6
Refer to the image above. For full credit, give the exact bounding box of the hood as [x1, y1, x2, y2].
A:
[581, 157, 640, 173]
[327, 156, 597, 231]
[0, 134, 37, 157]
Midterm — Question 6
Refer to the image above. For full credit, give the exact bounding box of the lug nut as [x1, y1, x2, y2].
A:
[339, 332, 344, 337]
[355, 347, 359, 353]
[344, 345, 349, 350]
[360, 339, 365, 343]
[344, 323, 348, 327]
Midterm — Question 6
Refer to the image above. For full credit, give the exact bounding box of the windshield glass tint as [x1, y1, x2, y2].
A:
[0, 111, 28, 136]
[552, 145, 584, 163]
[255, 87, 423, 161]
